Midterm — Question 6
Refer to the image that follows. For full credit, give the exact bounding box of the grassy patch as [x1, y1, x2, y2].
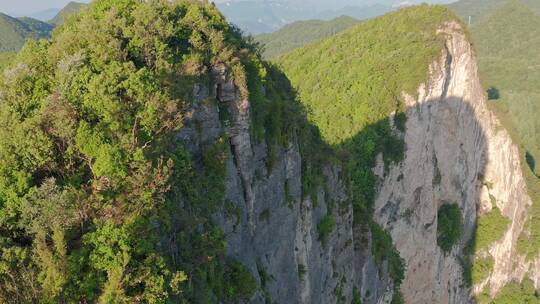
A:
[475, 207, 510, 251]
[471, 256, 494, 284]
[486, 279, 540, 304]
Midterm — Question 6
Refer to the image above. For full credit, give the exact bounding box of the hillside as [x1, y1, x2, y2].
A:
[278, 5, 457, 145]
[255, 16, 360, 59]
[449, 0, 540, 24]
[0, 13, 52, 52]
[277, 5, 468, 303]
[49, 1, 87, 26]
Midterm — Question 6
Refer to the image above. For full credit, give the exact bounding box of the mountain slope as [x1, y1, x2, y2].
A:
[49, 1, 87, 26]
[277, 5, 491, 303]
[0, 13, 52, 52]
[278, 5, 458, 144]
[278, 2, 540, 303]
[255, 16, 360, 59]
[449, 0, 540, 24]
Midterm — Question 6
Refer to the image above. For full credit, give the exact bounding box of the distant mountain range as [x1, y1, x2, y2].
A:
[216, 1, 391, 34]
[217, 0, 456, 34]
[28, 8, 62, 21]
[449, 0, 540, 24]
[0, 2, 87, 55]
[0, 13, 53, 52]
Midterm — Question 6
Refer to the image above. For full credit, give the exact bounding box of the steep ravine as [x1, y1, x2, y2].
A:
[179, 20, 535, 304]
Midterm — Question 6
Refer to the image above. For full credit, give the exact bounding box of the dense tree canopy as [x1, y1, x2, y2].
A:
[0, 0, 277, 302]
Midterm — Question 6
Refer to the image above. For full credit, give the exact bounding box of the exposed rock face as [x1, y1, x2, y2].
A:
[179, 21, 536, 304]
[374, 21, 537, 303]
[180, 65, 394, 303]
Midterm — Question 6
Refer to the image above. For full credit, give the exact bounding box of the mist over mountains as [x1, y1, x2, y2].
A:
[216, 0, 457, 33]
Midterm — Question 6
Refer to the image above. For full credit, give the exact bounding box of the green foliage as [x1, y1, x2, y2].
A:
[437, 203, 463, 252]
[0, 52, 15, 70]
[298, 264, 307, 281]
[352, 286, 362, 304]
[255, 16, 360, 59]
[481, 279, 540, 304]
[0, 0, 268, 302]
[517, 156, 540, 259]
[278, 5, 458, 145]
[318, 214, 335, 244]
[471, 256, 494, 284]
[222, 260, 257, 303]
[370, 222, 405, 298]
[391, 291, 405, 304]
[475, 207, 510, 251]
[461, 206, 508, 289]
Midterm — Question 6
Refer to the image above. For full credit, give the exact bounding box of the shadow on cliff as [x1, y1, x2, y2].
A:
[260, 64, 490, 302]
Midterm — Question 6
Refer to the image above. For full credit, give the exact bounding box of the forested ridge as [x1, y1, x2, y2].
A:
[0, 0, 285, 302]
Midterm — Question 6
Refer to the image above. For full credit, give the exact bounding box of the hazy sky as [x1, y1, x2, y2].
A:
[0, 0, 91, 16]
[0, 0, 456, 17]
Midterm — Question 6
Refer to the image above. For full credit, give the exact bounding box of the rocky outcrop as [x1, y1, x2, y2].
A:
[374, 20, 539, 303]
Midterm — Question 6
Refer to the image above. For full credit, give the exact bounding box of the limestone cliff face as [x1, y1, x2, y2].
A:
[374, 21, 538, 303]
[178, 21, 536, 304]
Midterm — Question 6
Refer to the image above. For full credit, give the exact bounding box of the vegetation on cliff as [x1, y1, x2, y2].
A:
[437, 203, 463, 252]
[449, 0, 540, 300]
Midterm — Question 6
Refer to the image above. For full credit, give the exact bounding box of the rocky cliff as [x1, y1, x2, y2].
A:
[377, 20, 539, 303]
[179, 18, 536, 304]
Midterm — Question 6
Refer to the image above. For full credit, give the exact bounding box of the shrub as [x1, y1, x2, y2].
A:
[298, 264, 307, 281]
[475, 206, 510, 251]
[487, 279, 540, 304]
[352, 287, 362, 304]
[318, 214, 336, 244]
[437, 203, 463, 252]
[471, 256, 494, 284]
[223, 261, 257, 302]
